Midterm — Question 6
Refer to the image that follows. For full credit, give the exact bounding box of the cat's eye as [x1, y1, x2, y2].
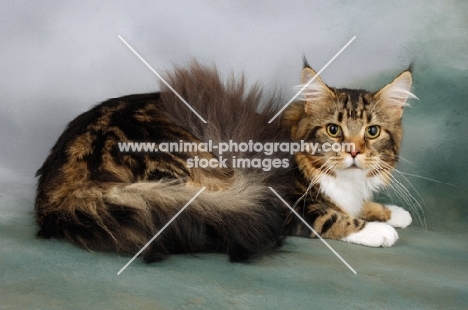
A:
[326, 124, 342, 137]
[366, 125, 381, 139]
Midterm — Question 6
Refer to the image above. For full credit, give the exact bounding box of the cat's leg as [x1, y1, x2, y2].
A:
[339, 202, 413, 247]
[359, 201, 412, 228]
[288, 206, 399, 247]
[384, 205, 412, 228]
[340, 221, 399, 247]
[359, 201, 391, 222]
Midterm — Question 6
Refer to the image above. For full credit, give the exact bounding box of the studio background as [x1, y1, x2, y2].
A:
[1, 1, 467, 309]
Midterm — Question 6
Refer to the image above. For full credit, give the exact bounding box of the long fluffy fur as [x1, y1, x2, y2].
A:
[35, 62, 291, 262]
[159, 62, 290, 158]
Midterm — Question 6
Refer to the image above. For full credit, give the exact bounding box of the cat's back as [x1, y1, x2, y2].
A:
[35, 92, 165, 181]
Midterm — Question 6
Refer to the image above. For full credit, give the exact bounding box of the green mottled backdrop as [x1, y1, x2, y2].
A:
[402, 64, 468, 232]
[366, 63, 468, 233]
[0, 1, 467, 309]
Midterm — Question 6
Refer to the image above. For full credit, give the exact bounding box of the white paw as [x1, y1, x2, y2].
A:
[385, 205, 412, 228]
[341, 222, 399, 247]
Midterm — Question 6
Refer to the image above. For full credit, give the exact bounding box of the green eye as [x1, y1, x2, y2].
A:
[326, 124, 342, 137]
[366, 125, 381, 139]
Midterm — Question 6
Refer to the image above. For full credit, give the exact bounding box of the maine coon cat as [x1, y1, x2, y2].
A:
[35, 60, 414, 262]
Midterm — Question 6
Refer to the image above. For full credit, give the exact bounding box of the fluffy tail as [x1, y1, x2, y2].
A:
[35, 174, 285, 262]
[35, 61, 290, 262]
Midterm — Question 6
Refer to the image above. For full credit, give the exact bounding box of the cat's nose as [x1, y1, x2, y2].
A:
[349, 151, 361, 158]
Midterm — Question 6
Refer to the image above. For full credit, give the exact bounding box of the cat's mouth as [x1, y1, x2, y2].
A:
[346, 161, 363, 170]
[342, 157, 363, 170]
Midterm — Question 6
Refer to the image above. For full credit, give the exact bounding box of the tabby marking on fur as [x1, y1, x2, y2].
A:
[35, 61, 414, 262]
[283, 59, 414, 246]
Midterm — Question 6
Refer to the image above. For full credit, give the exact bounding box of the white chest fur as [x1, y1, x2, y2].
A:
[319, 170, 385, 217]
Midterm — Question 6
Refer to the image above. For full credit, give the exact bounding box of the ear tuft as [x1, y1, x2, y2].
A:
[302, 55, 311, 69]
[300, 67, 334, 115]
[375, 70, 417, 118]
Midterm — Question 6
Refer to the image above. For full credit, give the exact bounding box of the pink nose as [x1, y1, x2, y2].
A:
[350, 151, 360, 158]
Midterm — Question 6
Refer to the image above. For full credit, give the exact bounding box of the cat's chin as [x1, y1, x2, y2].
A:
[340, 162, 367, 171]
[342, 156, 367, 170]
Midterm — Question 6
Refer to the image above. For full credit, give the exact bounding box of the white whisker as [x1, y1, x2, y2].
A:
[397, 171, 456, 187]
[378, 161, 427, 229]
[395, 155, 421, 168]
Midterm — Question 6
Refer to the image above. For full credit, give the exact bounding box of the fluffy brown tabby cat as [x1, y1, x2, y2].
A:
[35, 60, 414, 262]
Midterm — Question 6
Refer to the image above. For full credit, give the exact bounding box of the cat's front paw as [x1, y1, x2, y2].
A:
[385, 205, 412, 228]
[341, 222, 398, 247]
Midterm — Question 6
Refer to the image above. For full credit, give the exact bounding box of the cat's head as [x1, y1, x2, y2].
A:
[284, 63, 416, 183]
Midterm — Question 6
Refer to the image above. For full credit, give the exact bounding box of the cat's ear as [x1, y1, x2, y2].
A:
[374, 70, 416, 119]
[301, 67, 334, 115]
